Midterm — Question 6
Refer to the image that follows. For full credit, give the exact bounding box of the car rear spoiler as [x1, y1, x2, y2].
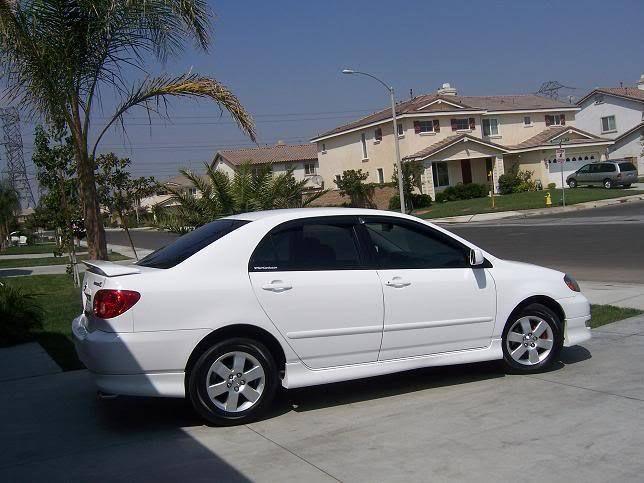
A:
[83, 260, 141, 277]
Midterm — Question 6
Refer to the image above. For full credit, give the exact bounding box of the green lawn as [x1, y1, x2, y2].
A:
[0, 243, 58, 255]
[589, 304, 642, 329]
[3, 274, 83, 370]
[418, 188, 644, 219]
[0, 251, 130, 269]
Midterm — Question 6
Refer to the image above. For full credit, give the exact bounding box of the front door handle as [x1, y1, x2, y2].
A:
[385, 277, 411, 288]
[261, 280, 292, 292]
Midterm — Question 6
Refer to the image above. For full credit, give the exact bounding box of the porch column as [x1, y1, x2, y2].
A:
[422, 162, 436, 201]
[492, 155, 504, 194]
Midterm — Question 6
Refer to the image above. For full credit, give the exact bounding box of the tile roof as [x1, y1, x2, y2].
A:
[164, 174, 195, 187]
[508, 126, 609, 150]
[313, 94, 575, 140]
[215, 144, 317, 166]
[577, 87, 644, 105]
[403, 134, 508, 160]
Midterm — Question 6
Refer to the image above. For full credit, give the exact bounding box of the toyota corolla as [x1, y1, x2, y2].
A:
[72, 208, 591, 425]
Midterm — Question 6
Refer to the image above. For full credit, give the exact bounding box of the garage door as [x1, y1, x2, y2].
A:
[547, 153, 599, 188]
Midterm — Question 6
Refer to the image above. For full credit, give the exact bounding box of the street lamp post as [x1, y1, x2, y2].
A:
[342, 69, 406, 213]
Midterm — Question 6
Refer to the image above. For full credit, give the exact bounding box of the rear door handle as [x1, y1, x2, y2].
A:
[261, 280, 292, 292]
[385, 277, 411, 288]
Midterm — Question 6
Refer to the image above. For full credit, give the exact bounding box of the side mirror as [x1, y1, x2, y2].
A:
[469, 248, 484, 267]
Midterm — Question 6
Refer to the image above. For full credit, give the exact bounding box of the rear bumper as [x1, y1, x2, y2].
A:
[72, 314, 208, 398]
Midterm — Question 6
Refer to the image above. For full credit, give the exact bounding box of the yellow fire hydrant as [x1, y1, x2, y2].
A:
[545, 192, 552, 207]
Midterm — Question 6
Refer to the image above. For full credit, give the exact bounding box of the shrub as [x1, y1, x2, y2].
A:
[334, 169, 374, 208]
[498, 165, 537, 194]
[388, 193, 432, 211]
[435, 183, 489, 203]
[0, 282, 44, 347]
[547, 182, 556, 190]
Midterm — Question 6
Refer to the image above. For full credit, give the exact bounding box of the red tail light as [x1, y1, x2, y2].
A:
[93, 289, 140, 319]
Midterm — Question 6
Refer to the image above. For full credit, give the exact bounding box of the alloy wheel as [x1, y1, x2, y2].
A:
[205, 351, 266, 412]
[505, 316, 554, 366]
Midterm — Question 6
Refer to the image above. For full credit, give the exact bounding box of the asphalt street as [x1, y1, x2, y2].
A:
[108, 201, 644, 283]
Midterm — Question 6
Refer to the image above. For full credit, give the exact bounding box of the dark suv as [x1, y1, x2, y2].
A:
[567, 160, 638, 189]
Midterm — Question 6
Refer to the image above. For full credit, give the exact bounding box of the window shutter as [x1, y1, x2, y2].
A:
[560, 114, 566, 125]
[375, 128, 382, 141]
[414, 121, 421, 134]
[469, 118, 475, 130]
[450, 119, 457, 131]
[545, 115, 552, 126]
[433, 119, 440, 132]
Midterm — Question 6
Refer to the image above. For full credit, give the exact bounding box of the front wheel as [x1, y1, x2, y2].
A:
[623, 184, 631, 188]
[603, 178, 613, 189]
[567, 178, 577, 188]
[502, 303, 563, 373]
[188, 338, 278, 425]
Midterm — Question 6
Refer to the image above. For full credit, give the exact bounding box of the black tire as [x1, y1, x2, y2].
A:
[188, 337, 278, 425]
[567, 178, 577, 188]
[603, 178, 613, 189]
[501, 303, 563, 374]
[624, 184, 631, 188]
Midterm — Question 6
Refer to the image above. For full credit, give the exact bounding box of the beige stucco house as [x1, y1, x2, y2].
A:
[311, 84, 614, 199]
[212, 143, 322, 190]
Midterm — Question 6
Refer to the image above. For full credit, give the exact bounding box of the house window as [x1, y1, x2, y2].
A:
[374, 128, 383, 142]
[432, 162, 450, 187]
[397, 123, 404, 136]
[451, 118, 474, 131]
[304, 162, 316, 175]
[523, 116, 532, 126]
[545, 114, 565, 126]
[601, 115, 616, 133]
[335, 174, 342, 185]
[321, 143, 326, 153]
[377, 168, 384, 184]
[361, 132, 368, 159]
[414, 119, 440, 134]
[482, 118, 499, 136]
[189, 187, 197, 197]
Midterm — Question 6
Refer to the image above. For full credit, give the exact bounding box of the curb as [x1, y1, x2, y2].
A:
[429, 193, 644, 224]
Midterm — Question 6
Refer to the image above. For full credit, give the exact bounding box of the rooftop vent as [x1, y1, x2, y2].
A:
[437, 82, 457, 96]
[276, 140, 286, 145]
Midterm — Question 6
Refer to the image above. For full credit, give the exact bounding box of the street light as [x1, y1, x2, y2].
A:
[342, 68, 406, 213]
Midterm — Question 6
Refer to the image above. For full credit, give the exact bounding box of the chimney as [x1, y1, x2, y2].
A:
[437, 82, 457, 96]
[276, 140, 285, 146]
[638, 74, 644, 91]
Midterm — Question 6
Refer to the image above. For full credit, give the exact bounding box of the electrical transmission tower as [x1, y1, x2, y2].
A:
[0, 107, 36, 208]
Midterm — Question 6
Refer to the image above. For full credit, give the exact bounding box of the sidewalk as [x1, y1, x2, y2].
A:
[0, 252, 87, 260]
[0, 342, 61, 382]
[579, 280, 644, 310]
[430, 192, 644, 224]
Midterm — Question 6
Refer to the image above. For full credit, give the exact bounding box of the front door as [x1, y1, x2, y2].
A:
[461, 159, 473, 184]
[359, 216, 496, 360]
[249, 216, 384, 369]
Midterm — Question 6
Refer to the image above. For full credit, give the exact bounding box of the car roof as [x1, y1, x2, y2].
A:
[224, 207, 414, 223]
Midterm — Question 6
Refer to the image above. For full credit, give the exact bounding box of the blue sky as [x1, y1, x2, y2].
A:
[17, 0, 644, 182]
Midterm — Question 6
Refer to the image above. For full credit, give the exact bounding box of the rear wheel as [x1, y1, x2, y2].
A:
[567, 178, 577, 188]
[502, 303, 563, 373]
[624, 184, 632, 188]
[603, 178, 613, 189]
[188, 338, 278, 425]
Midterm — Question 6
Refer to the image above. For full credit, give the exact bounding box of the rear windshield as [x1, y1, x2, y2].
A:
[618, 162, 637, 172]
[137, 219, 250, 269]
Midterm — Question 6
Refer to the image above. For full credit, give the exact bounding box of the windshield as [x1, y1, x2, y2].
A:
[137, 219, 250, 269]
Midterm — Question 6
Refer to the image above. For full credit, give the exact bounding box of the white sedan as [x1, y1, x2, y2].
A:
[72, 208, 591, 424]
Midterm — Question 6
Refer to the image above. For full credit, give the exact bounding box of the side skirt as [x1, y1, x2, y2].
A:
[282, 339, 503, 389]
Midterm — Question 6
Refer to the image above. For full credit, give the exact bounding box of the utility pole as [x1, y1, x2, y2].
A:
[0, 107, 36, 208]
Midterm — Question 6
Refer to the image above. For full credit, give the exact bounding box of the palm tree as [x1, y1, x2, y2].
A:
[0, 1, 255, 259]
[0, 180, 20, 250]
[165, 163, 327, 229]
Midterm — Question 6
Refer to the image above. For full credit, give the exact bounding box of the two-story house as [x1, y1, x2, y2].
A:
[575, 75, 644, 173]
[311, 84, 613, 199]
[213, 142, 322, 190]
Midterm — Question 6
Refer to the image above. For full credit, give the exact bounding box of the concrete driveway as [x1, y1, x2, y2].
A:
[2, 316, 643, 482]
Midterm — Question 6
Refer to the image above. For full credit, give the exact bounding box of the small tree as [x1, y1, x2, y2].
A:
[334, 169, 374, 208]
[96, 154, 156, 260]
[0, 180, 19, 250]
[392, 160, 424, 211]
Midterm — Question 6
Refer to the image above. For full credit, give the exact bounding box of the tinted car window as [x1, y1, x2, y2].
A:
[600, 163, 616, 172]
[619, 162, 637, 172]
[577, 164, 590, 173]
[137, 219, 250, 269]
[250, 221, 362, 271]
[364, 220, 468, 269]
